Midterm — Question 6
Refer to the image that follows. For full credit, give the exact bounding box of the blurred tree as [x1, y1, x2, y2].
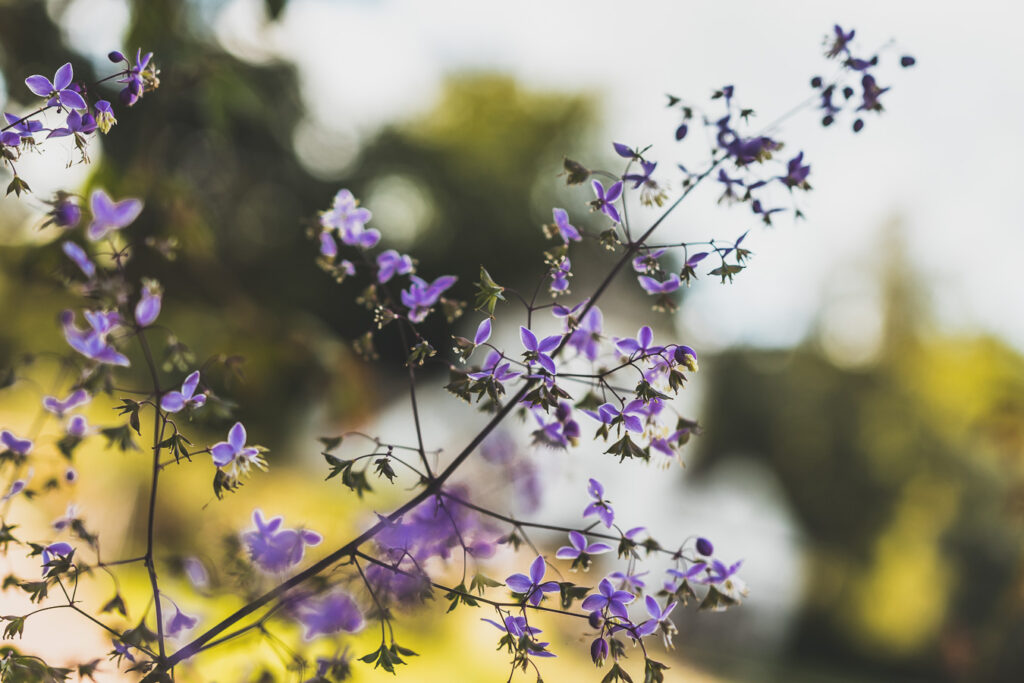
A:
[694, 231, 1024, 681]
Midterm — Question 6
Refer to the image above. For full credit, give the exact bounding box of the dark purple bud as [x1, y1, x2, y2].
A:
[852, 118, 864, 133]
[842, 86, 854, 99]
[52, 199, 81, 228]
[590, 637, 609, 665]
[675, 123, 688, 140]
[822, 115, 834, 127]
[810, 76, 823, 88]
[108, 50, 125, 63]
[696, 537, 714, 556]
[587, 611, 603, 629]
[900, 55, 916, 68]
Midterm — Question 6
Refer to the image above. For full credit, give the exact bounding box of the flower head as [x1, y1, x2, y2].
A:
[583, 478, 614, 528]
[581, 577, 635, 619]
[551, 208, 581, 243]
[243, 509, 322, 574]
[160, 371, 207, 413]
[211, 422, 266, 476]
[42, 389, 90, 417]
[86, 189, 143, 241]
[590, 180, 623, 223]
[294, 590, 364, 640]
[25, 63, 86, 110]
[506, 555, 560, 607]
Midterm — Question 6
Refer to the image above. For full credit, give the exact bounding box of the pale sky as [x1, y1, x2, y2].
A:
[211, 0, 1023, 356]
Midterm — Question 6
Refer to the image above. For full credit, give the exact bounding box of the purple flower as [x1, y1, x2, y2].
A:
[1, 430, 33, 456]
[614, 325, 662, 357]
[94, 100, 116, 133]
[47, 109, 97, 138]
[551, 208, 581, 243]
[635, 595, 678, 641]
[607, 569, 648, 593]
[62, 241, 95, 278]
[699, 559, 743, 585]
[211, 422, 267, 476]
[25, 63, 87, 111]
[63, 467, 78, 484]
[134, 282, 162, 327]
[60, 309, 129, 366]
[0, 469, 32, 501]
[555, 531, 613, 562]
[591, 637, 609, 664]
[376, 249, 414, 283]
[696, 537, 714, 556]
[520, 326, 560, 375]
[66, 415, 90, 438]
[531, 402, 580, 449]
[3, 113, 44, 141]
[581, 578, 635, 619]
[638, 273, 681, 294]
[52, 503, 79, 532]
[467, 350, 521, 389]
[582, 400, 647, 433]
[165, 606, 198, 637]
[41, 541, 74, 576]
[110, 639, 136, 664]
[318, 230, 337, 258]
[583, 478, 614, 528]
[632, 248, 666, 274]
[117, 49, 155, 107]
[243, 509, 322, 574]
[673, 344, 699, 372]
[401, 275, 457, 323]
[556, 304, 602, 361]
[780, 151, 811, 188]
[86, 189, 143, 241]
[858, 73, 889, 112]
[506, 555, 560, 607]
[42, 389, 90, 417]
[590, 180, 623, 223]
[622, 160, 656, 189]
[666, 562, 707, 591]
[826, 25, 856, 59]
[549, 257, 571, 294]
[320, 189, 379, 248]
[294, 590, 364, 640]
[183, 557, 210, 590]
[160, 371, 207, 413]
[482, 616, 555, 657]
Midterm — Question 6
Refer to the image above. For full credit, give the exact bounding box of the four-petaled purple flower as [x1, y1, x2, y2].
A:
[86, 189, 143, 241]
[116, 49, 156, 107]
[401, 275, 457, 323]
[780, 151, 811, 188]
[635, 594, 678, 645]
[826, 25, 855, 58]
[1, 430, 33, 456]
[61, 309, 129, 366]
[482, 616, 556, 657]
[581, 577, 635, 619]
[211, 422, 267, 476]
[583, 478, 614, 528]
[161, 371, 207, 413]
[615, 325, 663, 357]
[47, 110, 97, 138]
[623, 159, 656, 189]
[520, 326, 561, 375]
[3, 113, 44, 143]
[506, 555, 560, 607]
[320, 189, 379, 248]
[25, 63, 87, 111]
[376, 249, 414, 283]
[583, 400, 647, 433]
[551, 208, 581, 243]
[43, 389, 90, 417]
[638, 273, 681, 294]
[549, 257, 571, 294]
[467, 350, 521, 383]
[294, 590, 364, 640]
[243, 509, 323, 574]
[590, 180, 623, 223]
[555, 531, 613, 562]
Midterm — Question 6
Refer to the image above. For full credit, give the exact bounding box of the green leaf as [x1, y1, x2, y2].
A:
[474, 267, 506, 315]
[469, 573, 502, 595]
[6, 176, 30, 197]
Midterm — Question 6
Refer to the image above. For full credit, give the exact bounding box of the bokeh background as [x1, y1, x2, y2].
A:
[1, 0, 1023, 681]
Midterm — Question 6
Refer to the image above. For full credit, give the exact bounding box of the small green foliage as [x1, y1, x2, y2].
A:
[373, 457, 397, 483]
[633, 380, 669, 404]
[157, 432, 192, 463]
[699, 586, 737, 612]
[101, 593, 127, 617]
[562, 157, 590, 185]
[605, 434, 649, 462]
[601, 663, 633, 683]
[709, 263, 744, 283]
[558, 582, 589, 610]
[5, 176, 30, 197]
[444, 582, 478, 612]
[470, 572, 502, 595]
[100, 424, 139, 452]
[474, 267, 506, 316]
[318, 436, 344, 453]
[360, 640, 415, 674]
[115, 399, 142, 435]
[0, 523, 19, 551]
[406, 341, 436, 367]
[2, 615, 25, 639]
[644, 659, 669, 683]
